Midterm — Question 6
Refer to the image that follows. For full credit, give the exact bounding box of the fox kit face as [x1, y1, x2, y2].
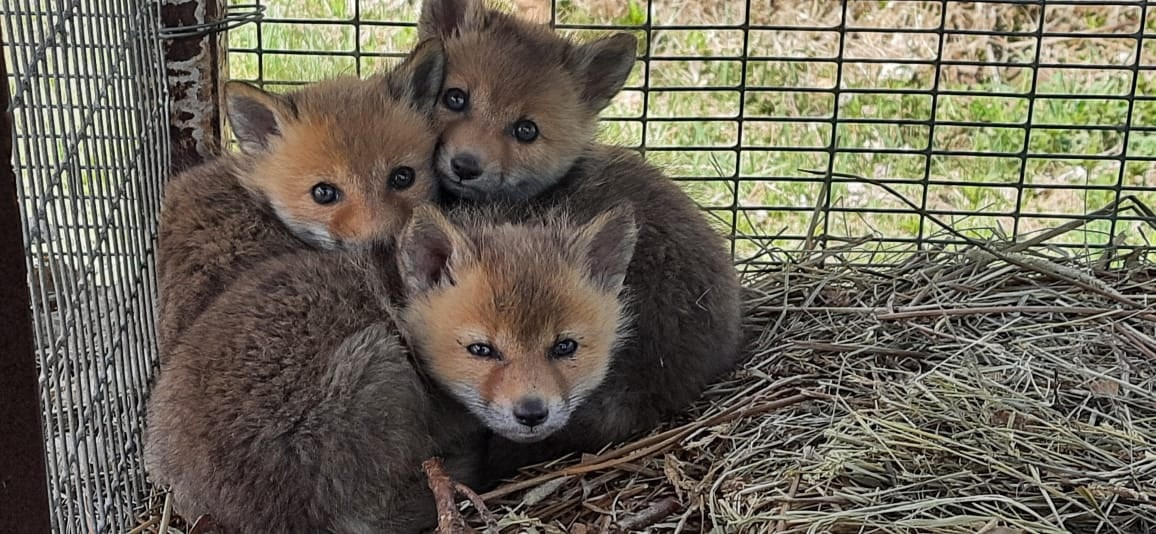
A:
[417, 0, 637, 202]
[225, 39, 447, 247]
[397, 204, 638, 443]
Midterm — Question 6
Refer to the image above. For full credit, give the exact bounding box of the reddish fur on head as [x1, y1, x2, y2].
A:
[225, 39, 448, 247]
[417, 0, 637, 201]
[397, 204, 638, 443]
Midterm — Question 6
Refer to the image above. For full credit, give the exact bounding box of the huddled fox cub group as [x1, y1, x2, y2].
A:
[144, 0, 744, 531]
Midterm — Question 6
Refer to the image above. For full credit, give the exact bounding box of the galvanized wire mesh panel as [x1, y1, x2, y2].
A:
[228, 0, 1156, 265]
[2, 0, 170, 531]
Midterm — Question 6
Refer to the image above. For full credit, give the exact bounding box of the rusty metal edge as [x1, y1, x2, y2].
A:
[162, 0, 227, 175]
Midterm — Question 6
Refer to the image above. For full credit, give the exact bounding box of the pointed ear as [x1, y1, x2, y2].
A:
[571, 203, 638, 294]
[568, 32, 637, 113]
[418, 0, 488, 40]
[397, 205, 474, 296]
[386, 38, 447, 112]
[225, 81, 294, 154]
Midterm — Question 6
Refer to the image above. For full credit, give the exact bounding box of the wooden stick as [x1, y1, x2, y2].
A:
[423, 458, 477, 534]
[452, 480, 499, 534]
[617, 497, 681, 530]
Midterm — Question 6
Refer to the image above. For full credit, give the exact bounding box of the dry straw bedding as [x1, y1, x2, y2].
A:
[447, 196, 1156, 534]
[137, 196, 1156, 534]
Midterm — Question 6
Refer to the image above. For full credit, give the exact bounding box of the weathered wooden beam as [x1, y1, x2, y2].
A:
[0, 35, 53, 534]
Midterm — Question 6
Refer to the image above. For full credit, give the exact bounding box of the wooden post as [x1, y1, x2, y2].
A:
[161, 0, 228, 174]
[0, 36, 54, 534]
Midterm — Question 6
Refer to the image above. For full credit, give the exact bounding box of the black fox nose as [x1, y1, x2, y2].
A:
[513, 397, 548, 427]
[450, 153, 483, 181]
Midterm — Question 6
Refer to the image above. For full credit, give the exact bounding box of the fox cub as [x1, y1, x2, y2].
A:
[144, 204, 637, 533]
[402, 203, 638, 444]
[154, 39, 445, 355]
[418, 0, 745, 476]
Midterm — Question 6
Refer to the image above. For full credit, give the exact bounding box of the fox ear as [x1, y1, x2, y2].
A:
[225, 81, 294, 154]
[386, 38, 447, 111]
[571, 203, 639, 294]
[398, 205, 474, 296]
[569, 32, 637, 113]
[418, 0, 488, 40]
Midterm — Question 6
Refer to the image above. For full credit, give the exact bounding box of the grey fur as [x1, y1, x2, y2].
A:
[450, 145, 745, 480]
[144, 246, 484, 533]
[154, 157, 308, 356]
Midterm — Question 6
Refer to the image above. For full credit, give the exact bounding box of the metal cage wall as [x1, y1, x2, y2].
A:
[226, 0, 1156, 265]
[2, 0, 1156, 532]
[2, 0, 170, 532]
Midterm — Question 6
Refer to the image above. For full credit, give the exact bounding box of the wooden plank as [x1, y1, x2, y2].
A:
[0, 34, 54, 534]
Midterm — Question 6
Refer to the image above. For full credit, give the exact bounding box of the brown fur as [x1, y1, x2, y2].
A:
[418, 0, 636, 201]
[418, 0, 744, 480]
[144, 204, 635, 532]
[145, 243, 483, 534]
[398, 204, 638, 444]
[154, 39, 446, 355]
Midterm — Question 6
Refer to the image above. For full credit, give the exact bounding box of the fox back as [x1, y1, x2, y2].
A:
[145, 245, 483, 534]
[155, 39, 446, 354]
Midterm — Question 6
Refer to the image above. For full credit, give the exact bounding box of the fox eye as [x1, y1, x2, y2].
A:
[550, 338, 578, 359]
[389, 166, 416, 190]
[443, 88, 468, 112]
[311, 183, 341, 205]
[467, 343, 500, 360]
[512, 120, 539, 143]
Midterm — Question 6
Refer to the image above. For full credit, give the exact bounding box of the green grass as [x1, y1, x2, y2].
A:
[226, 0, 1156, 263]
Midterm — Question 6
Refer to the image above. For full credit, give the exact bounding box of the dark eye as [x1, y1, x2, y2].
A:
[311, 183, 341, 205]
[443, 88, 468, 112]
[467, 343, 499, 360]
[389, 166, 415, 190]
[550, 338, 578, 359]
[512, 120, 539, 143]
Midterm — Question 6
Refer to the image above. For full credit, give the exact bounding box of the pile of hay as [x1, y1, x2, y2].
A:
[456, 201, 1156, 533]
[133, 199, 1155, 534]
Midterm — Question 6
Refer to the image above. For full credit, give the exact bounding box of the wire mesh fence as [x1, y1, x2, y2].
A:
[2, 0, 1155, 531]
[2, 0, 170, 531]
[228, 0, 1156, 265]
